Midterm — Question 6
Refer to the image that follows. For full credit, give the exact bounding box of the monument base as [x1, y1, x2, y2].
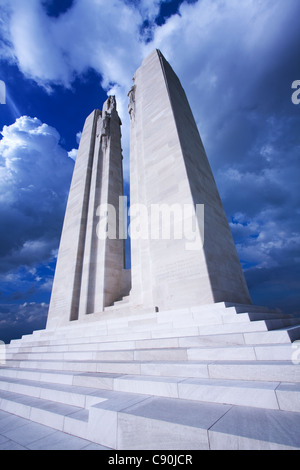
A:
[1, 302, 300, 449]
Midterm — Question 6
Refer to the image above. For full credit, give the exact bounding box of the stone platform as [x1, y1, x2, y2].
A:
[1, 302, 300, 450]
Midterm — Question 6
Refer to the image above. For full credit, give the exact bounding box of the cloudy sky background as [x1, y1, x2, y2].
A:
[0, 0, 299, 342]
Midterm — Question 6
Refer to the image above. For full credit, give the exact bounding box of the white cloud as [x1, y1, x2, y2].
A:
[67, 148, 77, 161]
[138, 0, 162, 19]
[0, 301, 48, 331]
[39, 277, 53, 292]
[0, 115, 73, 272]
[76, 131, 82, 144]
[67, 131, 84, 163]
[5, 0, 71, 90]
[3, 0, 296, 175]
[0, 0, 147, 175]
[1, 0, 145, 91]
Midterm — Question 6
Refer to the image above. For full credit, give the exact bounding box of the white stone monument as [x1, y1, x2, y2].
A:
[47, 49, 251, 329]
[128, 49, 251, 311]
[1, 50, 299, 451]
[47, 97, 129, 329]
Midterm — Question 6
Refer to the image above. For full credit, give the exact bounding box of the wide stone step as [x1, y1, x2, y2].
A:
[1, 373, 300, 450]
[0, 375, 108, 409]
[170, 311, 297, 327]
[1, 364, 300, 450]
[190, 344, 295, 361]
[196, 319, 300, 336]
[2, 365, 299, 412]
[0, 389, 226, 449]
[7, 326, 300, 361]
[208, 405, 300, 450]
[2, 367, 300, 412]
[5, 343, 295, 363]
[141, 360, 300, 383]
[19, 319, 300, 348]
[5, 348, 189, 362]
[244, 326, 300, 344]
[85, 395, 300, 450]
[109, 375, 300, 412]
[10, 310, 300, 347]
[3, 357, 300, 383]
[207, 360, 300, 383]
[0, 367, 78, 385]
[3, 301, 300, 450]
[221, 312, 299, 324]
[0, 388, 88, 431]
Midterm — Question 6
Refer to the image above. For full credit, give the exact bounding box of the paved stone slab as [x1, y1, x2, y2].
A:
[27, 429, 110, 450]
[209, 406, 300, 450]
[117, 397, 231, 450]
[0, 410, 111, 450]
[2, 421, 56, 447]
[276, 382, 300, 412]
[0, 440, 27, 450]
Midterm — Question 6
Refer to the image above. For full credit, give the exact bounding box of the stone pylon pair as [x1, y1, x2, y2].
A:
[46, 50, 251, 330]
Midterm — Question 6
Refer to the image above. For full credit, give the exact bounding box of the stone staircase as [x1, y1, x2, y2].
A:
[1, 302, 300, 450]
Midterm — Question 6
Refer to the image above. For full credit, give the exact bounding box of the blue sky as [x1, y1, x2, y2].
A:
[0, 0, 299, 342]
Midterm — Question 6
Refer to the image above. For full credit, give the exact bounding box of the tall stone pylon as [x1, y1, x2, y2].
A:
[47, 97, 127, 329]
[128, 49, 251, 310]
